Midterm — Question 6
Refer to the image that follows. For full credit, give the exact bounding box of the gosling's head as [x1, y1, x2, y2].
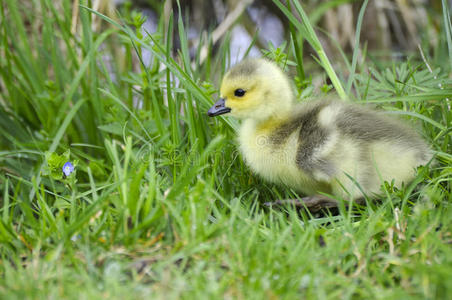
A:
[208, 58, 294, 121]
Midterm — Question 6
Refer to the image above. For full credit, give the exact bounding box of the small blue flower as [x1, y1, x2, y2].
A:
[62, 162, 74, 176]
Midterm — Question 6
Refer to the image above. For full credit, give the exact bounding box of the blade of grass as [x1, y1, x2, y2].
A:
[384, 110, 446, 131]
[441, 0, 452, 71]
[272, 0, 347, 100]
[345, 0, 369, 95]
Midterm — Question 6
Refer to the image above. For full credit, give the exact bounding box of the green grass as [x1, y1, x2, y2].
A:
[0, 0, 451, 298]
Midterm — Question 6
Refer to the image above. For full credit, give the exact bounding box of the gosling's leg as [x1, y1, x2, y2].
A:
[265, 195, 339, 212]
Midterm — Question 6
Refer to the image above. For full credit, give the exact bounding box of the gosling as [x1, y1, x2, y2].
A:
[208, 58, 432, 208]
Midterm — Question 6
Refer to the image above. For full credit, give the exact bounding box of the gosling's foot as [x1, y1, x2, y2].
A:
[265, 195, 339, 212]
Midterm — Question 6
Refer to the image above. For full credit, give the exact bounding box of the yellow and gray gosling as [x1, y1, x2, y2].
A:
[208, 58, 432, 208]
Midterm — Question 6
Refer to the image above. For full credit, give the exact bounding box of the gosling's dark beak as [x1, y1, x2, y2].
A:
[207, 98, 231, 117]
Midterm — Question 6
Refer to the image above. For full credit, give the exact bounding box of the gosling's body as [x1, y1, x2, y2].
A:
[239, 100, 430, 199]
[209, 59, 431, 201]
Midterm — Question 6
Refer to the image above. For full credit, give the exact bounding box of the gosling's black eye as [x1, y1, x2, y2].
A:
[234, 89, 246, 97]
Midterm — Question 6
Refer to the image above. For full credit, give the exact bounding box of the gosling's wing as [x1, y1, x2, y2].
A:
[337, 104, 412, 141]
[335, 104, 432, 162]
[269, 100, 337, 177]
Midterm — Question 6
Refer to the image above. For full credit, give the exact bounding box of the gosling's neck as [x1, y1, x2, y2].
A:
[243, 104, 294, 135]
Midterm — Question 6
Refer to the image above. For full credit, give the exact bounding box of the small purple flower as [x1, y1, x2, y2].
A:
[62, 162, 74, 176]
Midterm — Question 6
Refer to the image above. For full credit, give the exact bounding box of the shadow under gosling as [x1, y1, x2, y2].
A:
[208, 58, 432, 210]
